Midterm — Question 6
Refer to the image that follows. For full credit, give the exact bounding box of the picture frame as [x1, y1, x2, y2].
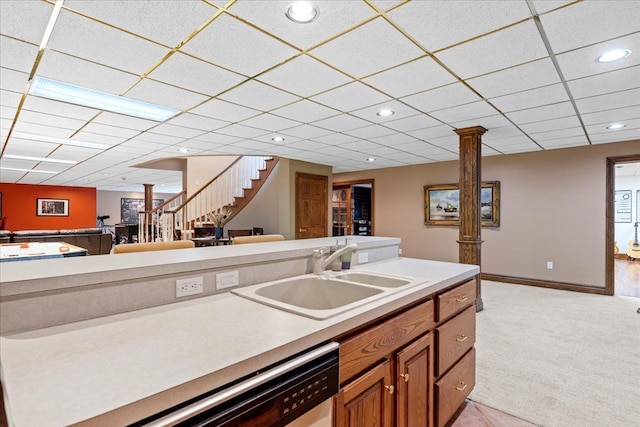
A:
[36, 198, 69, 216]
[120, 198, 164, 224]
[614, 190, 632, 223]
[424, 181, 500, 227]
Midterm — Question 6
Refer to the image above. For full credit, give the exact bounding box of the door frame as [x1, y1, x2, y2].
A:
[332, 179, 375, 236]
[605, 154, 640, 296]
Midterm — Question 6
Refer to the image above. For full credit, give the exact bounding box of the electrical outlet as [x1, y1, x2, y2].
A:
[547, 261, 553, 270]
[216, 270, 239, 290]
[399, 248, 403, 255]
[176, 277, 203, 297]
[358, 252, 369, 264]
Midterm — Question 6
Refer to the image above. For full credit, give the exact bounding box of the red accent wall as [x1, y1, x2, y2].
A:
[0, 183, 96, 231]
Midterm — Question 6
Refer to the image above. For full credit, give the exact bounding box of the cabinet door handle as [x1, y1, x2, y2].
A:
[455, 381, 468, 391]
[384, 385, 395, 394]
[456, 334, 468, 342]
[400, 373, 409, 383]
[455, 295, 468, 303]
[299, 228, 306, 233]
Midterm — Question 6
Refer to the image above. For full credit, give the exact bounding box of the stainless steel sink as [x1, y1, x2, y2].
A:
[232, 276, 386, 320]
[335, 272, 413, 288]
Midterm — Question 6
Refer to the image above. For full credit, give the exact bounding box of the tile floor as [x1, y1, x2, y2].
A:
[450, 400, 538, 427]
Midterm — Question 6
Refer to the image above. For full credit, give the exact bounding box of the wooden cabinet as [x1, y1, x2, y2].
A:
[334, 279, 477, 427]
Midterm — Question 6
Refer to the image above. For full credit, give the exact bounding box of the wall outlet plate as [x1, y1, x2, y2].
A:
[547, 261, 553, 270]
[216, 270, 239, 290]
[176, 276, 203, 297]
[358, 252, 369, 264]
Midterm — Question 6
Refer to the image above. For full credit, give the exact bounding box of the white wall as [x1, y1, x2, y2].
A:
[615, 174, 640, 253]
[97, 190, 178, 226]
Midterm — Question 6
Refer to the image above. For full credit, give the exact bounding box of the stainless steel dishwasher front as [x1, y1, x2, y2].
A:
[131, 341, 339, 427]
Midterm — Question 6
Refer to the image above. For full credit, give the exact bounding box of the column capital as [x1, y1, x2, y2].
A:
[454, 126, 488, 136]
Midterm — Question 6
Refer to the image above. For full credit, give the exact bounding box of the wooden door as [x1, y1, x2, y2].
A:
[396, 333, 435, 427]
[334, 360, 394, 427]
[332, 186, 351, 236]
[295, 172, 328, 239]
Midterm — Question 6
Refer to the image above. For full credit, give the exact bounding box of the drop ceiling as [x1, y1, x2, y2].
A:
[1, 0, 639, 193]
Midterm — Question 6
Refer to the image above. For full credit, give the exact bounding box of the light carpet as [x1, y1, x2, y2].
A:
[469, 281, 640, 427]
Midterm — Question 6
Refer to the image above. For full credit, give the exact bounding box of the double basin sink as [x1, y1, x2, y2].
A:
[232, 271, 422, 320]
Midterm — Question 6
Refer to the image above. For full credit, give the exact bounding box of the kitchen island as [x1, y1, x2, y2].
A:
[0, 236, 478, 426]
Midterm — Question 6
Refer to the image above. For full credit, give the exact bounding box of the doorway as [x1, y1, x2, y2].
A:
[332, 180, 374, 237]
[295, 172, 328, 239]
[606, 155, 640, 297]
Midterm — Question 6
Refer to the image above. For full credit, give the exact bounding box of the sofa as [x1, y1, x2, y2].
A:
[5, 228, 112, 255]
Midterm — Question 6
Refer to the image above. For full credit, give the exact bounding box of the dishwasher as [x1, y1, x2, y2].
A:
[132, 341, 339, 427]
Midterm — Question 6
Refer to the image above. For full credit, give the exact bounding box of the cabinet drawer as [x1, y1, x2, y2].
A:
[436, 305, 475, 376]
[437, 279, 475, 322]
[435, 348, 475, 427]
[339, 299, 435, 384]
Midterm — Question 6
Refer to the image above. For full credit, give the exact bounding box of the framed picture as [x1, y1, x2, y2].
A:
[614, 190, 632, 223]
[120, 198, 164, 224]
[424, 181, 500, 227]
[36, 198, 69, 216]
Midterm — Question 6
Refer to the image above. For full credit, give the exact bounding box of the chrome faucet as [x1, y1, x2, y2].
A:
[312, 243, 358, 275]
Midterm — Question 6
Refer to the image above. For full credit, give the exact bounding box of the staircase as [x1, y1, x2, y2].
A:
[137, 156, 279, 243]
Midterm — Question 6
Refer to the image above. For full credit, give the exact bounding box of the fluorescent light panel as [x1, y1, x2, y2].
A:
[3, 154, 77, 164]
[28, 77, 180, 122]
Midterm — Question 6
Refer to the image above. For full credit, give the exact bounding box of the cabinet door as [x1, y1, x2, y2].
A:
[396, 333, 434, 427]
[334, 360, 394, 427]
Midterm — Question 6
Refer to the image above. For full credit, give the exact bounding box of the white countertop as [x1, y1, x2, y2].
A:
[0, 256, 478, 426]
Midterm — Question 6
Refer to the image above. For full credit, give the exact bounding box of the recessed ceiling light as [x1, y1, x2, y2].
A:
[28, 77, 180, 121]
[3, 154, 77, 164]
[177, 147, 189, 153]
[607, 123, 626, 130]
[595, 48, 631, 63]
[272, 136, 285, 142]
[377, 108, 394, 117]
[366, 157, 376, 162]
[285, 1, 318, 23]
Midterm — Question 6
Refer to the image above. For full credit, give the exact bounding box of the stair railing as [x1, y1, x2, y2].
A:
[137, 191, 185, 243]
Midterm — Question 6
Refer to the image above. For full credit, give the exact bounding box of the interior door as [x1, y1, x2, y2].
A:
[295, 172, 328, 239]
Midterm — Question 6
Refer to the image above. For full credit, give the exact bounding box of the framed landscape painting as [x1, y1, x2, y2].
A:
[424, 181, 500, 227]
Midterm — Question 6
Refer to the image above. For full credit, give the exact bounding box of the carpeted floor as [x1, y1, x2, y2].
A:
[469, 281, 640, 427]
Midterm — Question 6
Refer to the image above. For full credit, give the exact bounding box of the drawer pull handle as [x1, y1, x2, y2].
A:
[456, 334, 468, 342]
[455, 382, 468, 391]
[455, 295, 468, 303]
[400, 373, 409, 383]
[384, 385, 395, 394]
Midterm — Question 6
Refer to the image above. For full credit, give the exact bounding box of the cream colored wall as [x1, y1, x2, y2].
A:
[334, 139, 640, 289]
[185, 156, 239, 196]
[97, 190, 178, 225]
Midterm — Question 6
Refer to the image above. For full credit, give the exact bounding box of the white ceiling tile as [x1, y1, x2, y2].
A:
[484, 135, 533, 148]
[451, 115, 513, 132]
[124, 78, 208, 111]
[182, 13, 298, 77]
[21, 96, 100, 121]
[341, 140, 386, 151]
[284, 139, 329, 151]
[387, 1, 533, 52]
[590, 128, 640, 144]
[37, 50, 139, 94]
[498, 142, 543, 154]
[164, 113, 229, 132]
[401, 83, 481, 113]
[71, 131, 125, 146]
[520, 116, 582, 133]
[581, 105, 640, 127]
[271, 100, 339, 123]
[12, 121, 75, 138]
[344, 124, 397, 140]
[148, 124, 205, 139]
[257, 55, 352, 97]
[78, 122, 142, 139]
[428, 134, 461, 149]
[0, 105, 17, 123]
[350, 100, 422, 123]
[310, 82, 391, 112]
[47, 9, 170, 75]
[407, 125, 456, 141]
[489, 84, 569, 113]
[50, 146, 101, 161]
[362, 56, 457, 98]
[555, 33, 640, 81]
[225, 1, 377, 51]
[436, 20, 549, 79]
[392, 140, 439, 152]
[505, 102, 576, 125]
[568, 66, 640, 100]
[311, 17, 424, 78]
[0, 91, 21, 113]
[483, 126, 526, 142]
[0, 0, 54, 44]
[530, 1, 574, 15]
[239, 113, 301, 132]
[252, 132, 301, 145]
[383, 114, 442, 132]
[190, 99, 260, 123]
[0, 68, 29, 92]
[538, 137, 588, 149]
[63, 0, 217, 47]
[226, 140, 276, 152]
[575, 88, 640, 114]
[312, 133, 359, 146]
[127, 132, 183, 145]
[266, 145, 304, 157]
[149, 52, 246, 97]
[430, 101, 497, 124]
[215, 124, 269, 139]
[369, 133, 421, 147]
[219, 80, 301, 112]
[282, 125, 333, 140]
[587, 118, 640, 136]
[312, 115, 371, 133]
[540, 1, 640, 53]
[0, 36, 39, 73]
[467, 58, 561, 99]
[191, 132, 243, 145]
[530, 127, 585, 142]
[2, 138, 56, 156]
